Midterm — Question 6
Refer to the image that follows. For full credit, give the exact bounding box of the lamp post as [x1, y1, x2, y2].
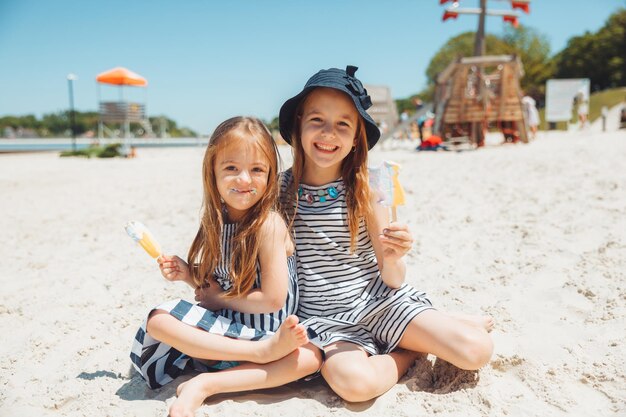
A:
[67, 73, 78, 151]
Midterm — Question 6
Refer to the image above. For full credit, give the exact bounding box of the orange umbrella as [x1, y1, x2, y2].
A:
[96, 67, 148, 87]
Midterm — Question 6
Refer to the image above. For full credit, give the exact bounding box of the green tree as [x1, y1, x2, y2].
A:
[266, 116, 279, 131]
[148, 116, 198, 137]
[553, 9, 626, 90]
[41, 112, 70, 136]
[502, 25, 555, 98]
[397, 26, 556, 110]
[1, 111, 196, 138]
[425, 32, 511, 86]
[395, 32, 512, 108]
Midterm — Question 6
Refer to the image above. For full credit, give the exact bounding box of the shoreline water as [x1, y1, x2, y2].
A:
[0, 137, 209, 153]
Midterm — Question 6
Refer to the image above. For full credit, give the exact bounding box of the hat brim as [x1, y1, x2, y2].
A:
[279, 86, 381, 150]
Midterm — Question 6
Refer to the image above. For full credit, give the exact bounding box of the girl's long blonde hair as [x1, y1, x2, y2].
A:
[188, 116, 279, 298]
[281, 91, 371, 252]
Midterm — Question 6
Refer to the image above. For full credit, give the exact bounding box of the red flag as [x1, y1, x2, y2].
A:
[440, 0, 453, 4]
[503, 15, 519, 27]
[443, 11, 459, 21]
[511, 1, 530, 13]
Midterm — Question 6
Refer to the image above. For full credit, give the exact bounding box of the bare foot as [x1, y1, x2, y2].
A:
[449, 313, 494, 333]
[169, 377, 214, 417]
[256, 315, 308, 363]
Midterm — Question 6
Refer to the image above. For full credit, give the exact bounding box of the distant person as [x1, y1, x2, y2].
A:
[522, 95, 539, 139]
[578, 99, 589, 128]
[416, 134, 445, 151]
[417, 114, 425, 140]
[601, 106, 609, 132]
[413, 97, 423, 111]
[400, 110, 409, 122]
[417, 111, 435, 141]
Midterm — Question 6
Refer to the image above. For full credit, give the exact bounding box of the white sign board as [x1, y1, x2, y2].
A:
[545, 79, 590, 122]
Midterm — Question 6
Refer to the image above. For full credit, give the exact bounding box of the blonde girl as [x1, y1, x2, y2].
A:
[130, 117, 321, 415]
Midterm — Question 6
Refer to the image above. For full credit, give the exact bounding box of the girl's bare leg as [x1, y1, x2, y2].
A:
[397, 309, 493, 370]
[146, 311, 308, 364]
[321, 342, 420, 403]
[169, 344, 323, 417]
[321, 310, 493, 402]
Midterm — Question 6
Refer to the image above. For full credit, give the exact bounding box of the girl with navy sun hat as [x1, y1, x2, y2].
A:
[274, 65, 494, 401]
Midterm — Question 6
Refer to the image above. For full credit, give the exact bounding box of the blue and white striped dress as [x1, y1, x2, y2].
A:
[280, 169, 433, 355]
[130, 222, 298, 389]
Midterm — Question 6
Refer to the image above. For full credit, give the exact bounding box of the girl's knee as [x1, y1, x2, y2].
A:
[322, 362, 379, 402]
[145, 309, 171, 334]
[297, 345, 324, 374]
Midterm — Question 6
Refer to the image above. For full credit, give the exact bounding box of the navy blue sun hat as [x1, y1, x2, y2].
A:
[279, 65, 380, 150]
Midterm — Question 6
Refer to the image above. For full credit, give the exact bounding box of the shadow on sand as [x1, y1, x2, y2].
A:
[113, 366, 336, 408]
[113, 356, 478, 411]
[403, 355, 479, 394]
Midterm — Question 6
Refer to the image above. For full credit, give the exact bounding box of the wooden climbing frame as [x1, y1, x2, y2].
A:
[433, 55, 528, 147]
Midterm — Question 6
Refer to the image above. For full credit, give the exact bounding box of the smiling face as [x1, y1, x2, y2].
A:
[299, 88, 359, 183]
[214, 138, 270, 221]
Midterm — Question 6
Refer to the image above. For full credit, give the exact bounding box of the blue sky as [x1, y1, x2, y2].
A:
[1, 0, 623, 135]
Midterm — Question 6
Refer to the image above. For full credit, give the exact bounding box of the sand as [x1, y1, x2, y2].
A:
[0, 129, 624, 416]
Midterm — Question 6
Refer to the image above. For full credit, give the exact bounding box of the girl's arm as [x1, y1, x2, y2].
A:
[366, 196, 413, 289]
[196, 212, 291, 314]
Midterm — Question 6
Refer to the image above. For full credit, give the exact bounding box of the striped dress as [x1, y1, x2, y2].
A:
[280, 169, 433, 355]
[130, 222, 298, 389]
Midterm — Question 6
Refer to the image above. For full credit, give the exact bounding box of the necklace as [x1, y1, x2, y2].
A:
[298, 184, 340, 203]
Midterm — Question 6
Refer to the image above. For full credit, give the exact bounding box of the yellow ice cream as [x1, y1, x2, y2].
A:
[138, 230, 161, 258]
[388, 162, 406, 207]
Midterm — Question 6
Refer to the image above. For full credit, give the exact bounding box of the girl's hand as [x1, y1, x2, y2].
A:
[194, 277, 225, 311]
[378, 222, 413, 261]
[158, 255, 191, 283]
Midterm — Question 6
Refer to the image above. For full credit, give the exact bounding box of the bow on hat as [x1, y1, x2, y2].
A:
[344, 65, 373, 110]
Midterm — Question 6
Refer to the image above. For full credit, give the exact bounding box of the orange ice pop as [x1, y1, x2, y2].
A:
[125, 221, 162, 259]
[386, 161, 406, 222]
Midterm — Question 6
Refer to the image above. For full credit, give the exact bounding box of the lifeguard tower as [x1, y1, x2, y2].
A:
[96, 67, 154, 145]
[433, 55, 528, 147]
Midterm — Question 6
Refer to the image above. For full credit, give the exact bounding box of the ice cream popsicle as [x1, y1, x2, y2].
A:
[369, 161, 406, 222]
[387, 161, 406, 221]
[125, 221, 162, 259]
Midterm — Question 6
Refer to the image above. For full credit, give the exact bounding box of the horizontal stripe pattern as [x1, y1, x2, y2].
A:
[280, 169, 434, 355]
[130, 221, 299, 389]
[129, 299, 263, 389]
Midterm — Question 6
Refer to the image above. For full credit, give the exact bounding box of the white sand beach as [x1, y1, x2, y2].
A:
[0, 129, 624, 416]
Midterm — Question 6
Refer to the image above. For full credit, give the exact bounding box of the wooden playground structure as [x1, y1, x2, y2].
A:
[433, 55, 528, 147]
